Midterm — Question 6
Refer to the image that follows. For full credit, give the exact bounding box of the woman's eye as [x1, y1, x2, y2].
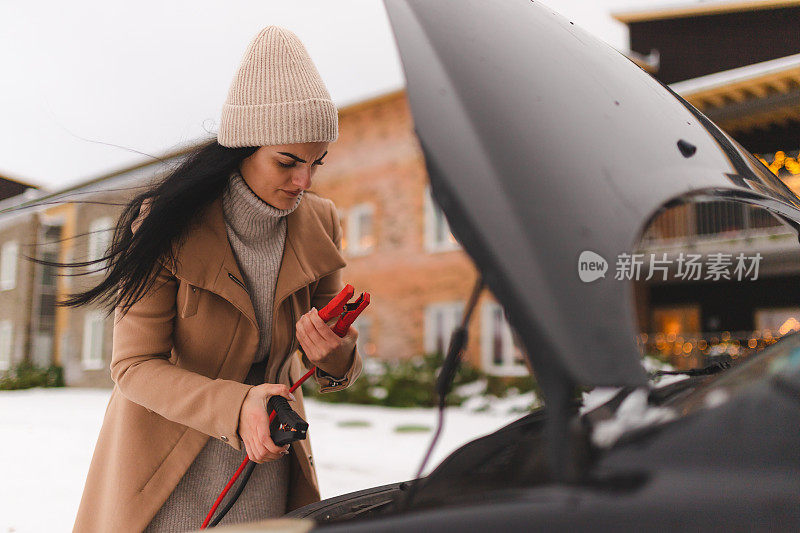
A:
[278, 161, 296, 168]
[312, 160, 324, 166]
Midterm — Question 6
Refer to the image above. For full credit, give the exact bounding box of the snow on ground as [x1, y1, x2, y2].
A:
[0, 388, 108, 533]
[0, 388, 526, 533]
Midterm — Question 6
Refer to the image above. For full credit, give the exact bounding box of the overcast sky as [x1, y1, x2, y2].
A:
[0, 0, 708, 190]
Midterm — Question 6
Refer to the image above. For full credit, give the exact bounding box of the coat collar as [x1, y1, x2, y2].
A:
[169, 194, 345, 330]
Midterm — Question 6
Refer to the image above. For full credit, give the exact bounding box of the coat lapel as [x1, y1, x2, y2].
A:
[170, 193, 345, 337]
[168, 195, 258, 330]
[274, 195, 346, 308]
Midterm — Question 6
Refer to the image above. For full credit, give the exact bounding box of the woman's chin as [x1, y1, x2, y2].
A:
[261, 194, 291, 210]
[277, 191, 301, 208]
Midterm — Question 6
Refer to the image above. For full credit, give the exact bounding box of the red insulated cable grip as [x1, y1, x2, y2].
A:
[318, 284, 355, 322]
[318, 284, 370, 337]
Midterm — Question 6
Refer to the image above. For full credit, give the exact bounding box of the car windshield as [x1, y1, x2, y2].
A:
[633, 195, 800, 384]
[666, 330, 800, 416]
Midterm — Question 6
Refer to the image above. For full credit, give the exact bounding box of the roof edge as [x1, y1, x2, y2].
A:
[337, 87, 407, 117]
[612, 0, 800, 24]
[0, 171, 43, 190]
[49, 140, 206, 197]
[670, 52, 800, 95]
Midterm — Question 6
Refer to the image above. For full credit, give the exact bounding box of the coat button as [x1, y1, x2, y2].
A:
[308, 454, 314, 467]
[220, 435, 229, 442]
[191, 286, 197, 292]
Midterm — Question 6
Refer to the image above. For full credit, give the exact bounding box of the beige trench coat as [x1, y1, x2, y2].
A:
[73, 191, 363, 532]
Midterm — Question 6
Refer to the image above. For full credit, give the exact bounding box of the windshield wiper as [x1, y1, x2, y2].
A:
[653, 360, 731, 377]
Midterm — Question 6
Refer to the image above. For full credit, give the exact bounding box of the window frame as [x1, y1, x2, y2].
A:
[0, 240, 19, 291]
[81, 310, 106, 370]
[354, 315, 374, 356]
[424, 301, 465, 356]
[481, 300, 529, 376]
[346, 203, 376, 257]
[0, 320, 13, 371]
[423, 186, 460, 253]
[337, 207, 348, 253]
[88, 216, 114, 273]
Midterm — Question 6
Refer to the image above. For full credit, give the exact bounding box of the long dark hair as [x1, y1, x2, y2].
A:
[25, 138, 258, 318]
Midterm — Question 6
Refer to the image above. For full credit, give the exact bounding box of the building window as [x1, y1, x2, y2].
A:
[88, 217, 114, 272]
[755, 307, 800, 336]
[424, 301, 464, 356]
[481, 301, 528, 376]
[424, 186, 459, 253]
[0, 240, 18, 291]
[354, 315, 375, 356]
[0, 321, 12, 371]
[347, 203, 375, 256]
[82, 311, 106, 370]
[63, 247, 74, 288]
[652, 306, 701, 336]
[337, 208, 347, 252]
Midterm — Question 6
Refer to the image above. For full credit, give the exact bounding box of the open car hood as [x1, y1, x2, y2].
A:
[383, 0, 800, 390]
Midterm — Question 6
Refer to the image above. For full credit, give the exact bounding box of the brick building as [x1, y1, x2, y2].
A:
[0, 190, 42, 372]
[0, 173, 42, 373]
[0, 148, 191, 386]
[312, 90, 527, 377]
[0, 90, 529, 386]
[47, 148, 195, 387]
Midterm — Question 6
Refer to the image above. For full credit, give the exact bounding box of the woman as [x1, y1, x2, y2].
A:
[66, 26, 362, 532]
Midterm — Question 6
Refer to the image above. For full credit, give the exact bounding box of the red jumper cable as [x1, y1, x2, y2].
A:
[200, 284, 370, 529]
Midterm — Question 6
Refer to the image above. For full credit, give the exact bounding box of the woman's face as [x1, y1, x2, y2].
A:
[238, 141, 330, 210]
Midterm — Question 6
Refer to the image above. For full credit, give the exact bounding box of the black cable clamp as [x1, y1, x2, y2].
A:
[268, 395, 309, 446]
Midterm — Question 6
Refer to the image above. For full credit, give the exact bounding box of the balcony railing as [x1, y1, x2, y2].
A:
[640, 201, 790, 247]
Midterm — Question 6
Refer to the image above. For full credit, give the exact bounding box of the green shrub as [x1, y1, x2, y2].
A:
[336, 420, 372, 428]
[485, 375, 538, 397]
[394, 424, 431, 433]
[0, 360, 65, 390]
[303, 351, 538, 408]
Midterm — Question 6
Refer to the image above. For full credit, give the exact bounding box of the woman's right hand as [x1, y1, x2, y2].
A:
[237, 383, 296, 463]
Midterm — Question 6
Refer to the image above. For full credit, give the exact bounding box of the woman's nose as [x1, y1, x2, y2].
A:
[292, 167, 312, 190]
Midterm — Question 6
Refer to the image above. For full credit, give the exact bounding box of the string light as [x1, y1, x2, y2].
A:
[641, 324, 794, 366]
[757, 150, 800, 177]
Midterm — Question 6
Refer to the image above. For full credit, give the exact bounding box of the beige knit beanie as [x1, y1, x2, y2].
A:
[218, 26, 338, 147]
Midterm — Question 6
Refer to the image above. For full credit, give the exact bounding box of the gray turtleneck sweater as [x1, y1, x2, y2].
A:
[144, 170, 303, 531]
[222, 168, 304, 363]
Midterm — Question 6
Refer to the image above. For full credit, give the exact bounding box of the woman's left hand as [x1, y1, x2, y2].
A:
[295, 307, 358, 378]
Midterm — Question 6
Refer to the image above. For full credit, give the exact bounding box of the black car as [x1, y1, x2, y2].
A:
[232, 1, 800, 530]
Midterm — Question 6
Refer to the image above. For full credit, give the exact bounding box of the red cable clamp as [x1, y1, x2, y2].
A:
[317, 283, 370, 337]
